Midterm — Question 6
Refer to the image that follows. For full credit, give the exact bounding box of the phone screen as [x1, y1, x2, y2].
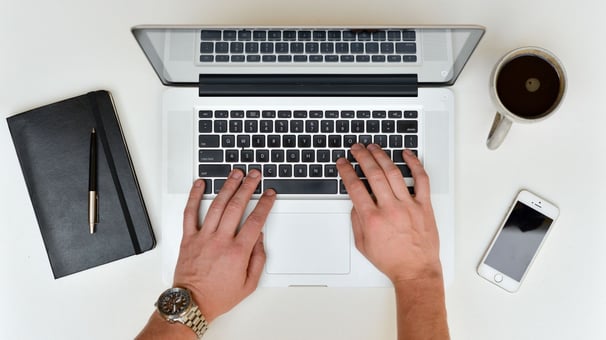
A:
[484, 201, 554, 281]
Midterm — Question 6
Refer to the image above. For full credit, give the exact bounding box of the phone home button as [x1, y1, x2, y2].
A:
[494, 274, 504, 283]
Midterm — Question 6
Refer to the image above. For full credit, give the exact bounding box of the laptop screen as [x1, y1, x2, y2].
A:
[133, 25, 484, 89]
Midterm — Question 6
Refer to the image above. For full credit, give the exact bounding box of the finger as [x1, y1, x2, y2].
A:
[336, 157, 375, 214]
[182, 179, 206, 238]
[237, 189, 276, 250]
[350, 208, 365, 254]
[366, 144, 411, 202]
[201, 169, 244, 234]
[349, 144, 395, 203]
[403, 149, 431, 202]
[244, 234, 266, 294]
[216, 170, 263, 237]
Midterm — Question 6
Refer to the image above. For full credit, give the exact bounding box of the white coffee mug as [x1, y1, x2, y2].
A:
[487, 47, 566, 150]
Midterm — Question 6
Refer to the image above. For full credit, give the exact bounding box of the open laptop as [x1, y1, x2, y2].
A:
[132, 25, 484, 287]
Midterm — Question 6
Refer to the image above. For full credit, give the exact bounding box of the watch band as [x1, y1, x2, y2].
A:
[182, 305, 208, 339]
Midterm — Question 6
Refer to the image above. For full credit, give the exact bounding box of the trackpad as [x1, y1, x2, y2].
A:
[265, 213, 350, 274]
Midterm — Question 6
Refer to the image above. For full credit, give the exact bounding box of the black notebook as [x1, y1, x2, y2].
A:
[7, 90, 155, 278]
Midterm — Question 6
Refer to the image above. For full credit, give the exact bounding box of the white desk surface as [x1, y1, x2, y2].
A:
[2, 0, 605, 339]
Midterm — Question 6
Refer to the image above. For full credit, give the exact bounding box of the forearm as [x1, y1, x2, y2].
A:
[393, 273, 449, 340]
[136, 312, 196, 340]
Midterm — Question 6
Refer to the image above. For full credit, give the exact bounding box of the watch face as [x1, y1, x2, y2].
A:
[157, 288, 191, 317]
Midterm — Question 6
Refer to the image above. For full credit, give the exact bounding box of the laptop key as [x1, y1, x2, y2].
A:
[199, 135, 219, 147]
[199, 164, 231, 177]
[199, 55, 214, 62]
[201, 30, 222, 40]
[264, 179, 338, 194]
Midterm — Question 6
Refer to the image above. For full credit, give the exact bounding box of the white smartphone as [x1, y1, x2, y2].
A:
[477, 190, 559, 293]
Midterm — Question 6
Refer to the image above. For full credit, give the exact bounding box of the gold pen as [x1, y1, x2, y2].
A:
[88, 128, 98, 234]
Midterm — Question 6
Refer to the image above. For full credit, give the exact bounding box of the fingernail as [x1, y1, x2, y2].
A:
[367, 143, 378, 151]
[230, 169, 243, 179]
[264, 188, 276, 196]
[336, 157, 348, 165]
[351, 143, 363, 151]
[194, 179, 203, 187]
[248, 170, 260, 178]
[404, 149, 414, 157]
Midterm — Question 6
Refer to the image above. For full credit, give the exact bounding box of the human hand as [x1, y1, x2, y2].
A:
[336, 144, 442, 284]
[173, 169, 276, 323]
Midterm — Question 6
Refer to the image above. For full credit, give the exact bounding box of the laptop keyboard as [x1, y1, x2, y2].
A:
[197, 108, 419, 196]
[199, 29, 417, 64]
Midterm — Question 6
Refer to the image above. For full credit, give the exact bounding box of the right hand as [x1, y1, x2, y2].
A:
[336, 144, 442, 283]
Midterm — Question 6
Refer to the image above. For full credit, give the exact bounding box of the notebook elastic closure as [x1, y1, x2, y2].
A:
[198, 74, 418, 97]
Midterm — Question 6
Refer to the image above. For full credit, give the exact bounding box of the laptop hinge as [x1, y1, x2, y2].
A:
[198, 74, 418, 97]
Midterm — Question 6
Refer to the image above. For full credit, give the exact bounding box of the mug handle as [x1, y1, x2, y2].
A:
[486, 112, 513, 150]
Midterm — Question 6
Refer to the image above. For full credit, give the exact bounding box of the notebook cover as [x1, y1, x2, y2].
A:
[7, 90, 155, 278]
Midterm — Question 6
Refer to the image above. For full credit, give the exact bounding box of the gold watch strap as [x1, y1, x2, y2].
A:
[182, 305, 208, 339]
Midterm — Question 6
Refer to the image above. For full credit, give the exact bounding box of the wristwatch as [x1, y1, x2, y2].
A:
[155, 287, 208, 339]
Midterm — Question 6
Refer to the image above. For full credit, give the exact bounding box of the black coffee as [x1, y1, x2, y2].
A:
[496, 55, 561, 118]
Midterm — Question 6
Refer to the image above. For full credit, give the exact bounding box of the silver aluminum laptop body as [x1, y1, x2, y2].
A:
[133, 25, 484, 287]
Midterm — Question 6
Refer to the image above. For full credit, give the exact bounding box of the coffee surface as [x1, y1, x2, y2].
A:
[496, 55, 561, 118]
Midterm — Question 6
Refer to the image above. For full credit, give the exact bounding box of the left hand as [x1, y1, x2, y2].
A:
[173, 169, 276, 323]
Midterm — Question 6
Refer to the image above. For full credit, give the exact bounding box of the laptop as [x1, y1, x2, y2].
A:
[132, 25, 484, 287]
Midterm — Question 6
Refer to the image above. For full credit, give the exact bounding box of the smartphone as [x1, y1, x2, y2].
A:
[477, 190, 559, 292]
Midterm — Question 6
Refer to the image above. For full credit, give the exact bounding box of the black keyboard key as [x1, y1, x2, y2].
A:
[286, 149, 299, 162]
[335, 43, 349, 53]
[387, 30, 401, 41]
[356, 110, 371, 118]
[246, 110, 261, 118]
[388, 110, 403, 118]
[238, 30, 252, 41]
[351, 120, 365, 132]
[298, 31, 312, 41]
[291, 43, 304, 53]
[325, 165, 338, 177]
[305, 120, 319, 133]
[215, 55, 229, 62]
[252, 135, 266, 147]
[358, 31, 371, 41]
[210, 120, 226, 131]
[403, 55, 417, 62]
[215, 42, 229, 53]
[260, 120, 273, 132]
[381, 42, 394, 53]
[350, 43, 364, 54]
[294, 55, 307, 62]
[200, 55, 214, 62]
[226, 150, 239, 162]
[241, 150, 254, 162]
[245, 42, 259, 53]
[374, 135, 388, 148]
[278, 55, 292, 62]
[268, 135, 281, 148]
[244, 120, 258, 133]
[302, 150, 315, 162]
[320, 42, 334, 53]
[268, 31, 282, 41]
[201, 30, 222, 40]
[325, 55, 339, 62]
[343, 135, 357, 147]
[372, 31, 386, 41]
[388, 55, 401, 62]
[263, 164, 277, 177]
[359, 135, 372, 146]
[199, 164, 230, 177]
[290, 164, 307, 178]
[298, 135, 312, 147]
[199, 120, 212, 133]
[404, 110, 418, 118]
[278, 110, 292, 118]
[294, 110, 308, 118]
[372, 55, 386, 62]
[366, 120, 380, 133]
[237, 135, 250, 147]
[262, 55, 277, 62]
[341, 110, 355, 118]
[275, 120, 289, 132]
[321, 120, 334, 133]
[405, 135, 418, 148]
[253, 30, 267, 41]
[283, 135, 296, 147]
[271, 150, 285, 162]
[199, 110, 213, 118]
[318, 150, 331, 163]
[397, 120, 418, 133]
[199, 135, 219, 147]
[328, 135, 342, 147]
[402, 30, 416, 41]
[372, 110, 387, 118]
[290, 120, 304, 132]
[279, 165, 292, 177]
[313, 135, 326, 147]
[223, 30, 236, 40]
[264, 179, 338, 194]
[199, 150, 223, 162]
[356, 55, 370, 62]
[200, 42, 214, 53]
[328, 31, 342, 40]
[215, 110, 229, 118]
[222, 135, 235, 147]
[256, 149, 270, 162]
[231, 55, 245, 62]
[229, 120, 243, 133]
[310, 55, 323, 62]
[305, 43, 319, 53]
[262, 110, 276, 118]
[336, 120, 349, 133]
[276, 43, 289, 53]
[230, 110, 245, 118]
[366, 42, 379, 53]
[260, 42, 274, 54]
[310, 165, 323, 177]
[396, 42, 416, 54]
[247, 55, 261, 62]
[313, 31, 327, 41]
[325, 110, 339, 118]
[389, 135, 403, 148]
[341, 55, 354, 62]
[332, 149, 346, 162]
[342, 31, 356, 41]
[283, 31, 297, 41]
